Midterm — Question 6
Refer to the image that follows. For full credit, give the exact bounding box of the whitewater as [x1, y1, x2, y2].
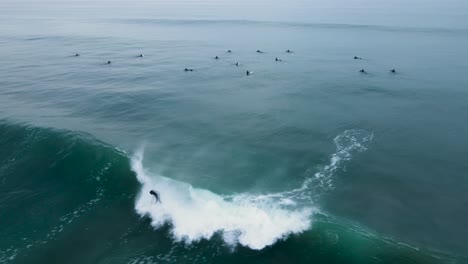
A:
[132, 129, 373, 250]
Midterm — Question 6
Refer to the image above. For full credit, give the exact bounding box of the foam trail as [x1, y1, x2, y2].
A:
[131, 129, 372, 250]
[304, 129, 374, 190]
[257, 129, 374, 203]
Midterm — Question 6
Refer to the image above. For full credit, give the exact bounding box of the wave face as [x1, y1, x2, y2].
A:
[132, 129, 373, 250]
[0, 121, 138, 263]
[0, 122, 458, 263]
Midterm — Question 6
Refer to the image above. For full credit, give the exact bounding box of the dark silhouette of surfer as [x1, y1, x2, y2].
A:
[275, 57, 282, 62]
[256, 50, 263, 53]
[75, 53, 80, 57]
[150, 190, 161, 203]
[107, 60, 111, 64]
[359, 69, 367, 74]
[390, 69, 396, 73]
[354, 56, 362, 60]
[286, 49, 293, 53]
[246, 70, 252, 76]
[184, 68, 194, 71]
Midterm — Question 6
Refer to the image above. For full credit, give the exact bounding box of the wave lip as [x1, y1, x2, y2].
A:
[131, 150, 313, 250]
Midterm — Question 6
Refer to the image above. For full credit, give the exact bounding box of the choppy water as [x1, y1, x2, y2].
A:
[1, 1, 468, 263]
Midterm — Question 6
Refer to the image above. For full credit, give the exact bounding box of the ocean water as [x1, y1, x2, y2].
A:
[1, 1, 468, 263]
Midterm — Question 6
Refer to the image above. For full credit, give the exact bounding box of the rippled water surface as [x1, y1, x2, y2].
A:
[1, 1, 468, 263]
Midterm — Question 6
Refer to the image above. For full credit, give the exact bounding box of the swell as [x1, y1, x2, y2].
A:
[118, 18, 468, 35]
[0, 121, 460, 263]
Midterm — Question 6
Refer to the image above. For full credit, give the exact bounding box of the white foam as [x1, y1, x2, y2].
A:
[131, 129, 373, 250]
[263, 129, 374, 203]
[132, 150, 313, 250]
[307, 128, 374, 190]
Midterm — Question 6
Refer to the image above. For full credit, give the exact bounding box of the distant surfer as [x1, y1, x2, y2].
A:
[275, 57, 282, 62]
[184, 68, 194, 71]
[390, 69, 396, 73]
[359, 69, 367, 74]
[138, 54, 144, 57]
[215, 56, 219, 59]
[227, 50, 232, 53]
[354, 56, 362, 60]
[286, 49, 292, 53]
[246, 70, 252, 76]
[150, 190, 161, 203]
[107, 60, 111, 64]
[235, 62, 239, 66]
[256, 50, 263, 53]
[75, 53, 80, 57]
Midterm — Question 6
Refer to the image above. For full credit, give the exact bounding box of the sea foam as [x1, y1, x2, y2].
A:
[132, 150, 312, 250]
[131, 129, 373, 250]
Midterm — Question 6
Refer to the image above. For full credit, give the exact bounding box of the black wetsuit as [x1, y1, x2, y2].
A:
[150, 190, 161, 203]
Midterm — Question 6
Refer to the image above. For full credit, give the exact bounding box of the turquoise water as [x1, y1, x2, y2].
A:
[1, 1, 468, 263]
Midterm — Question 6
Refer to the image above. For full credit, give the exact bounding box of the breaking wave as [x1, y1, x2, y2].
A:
[132, 129, 373, 250]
